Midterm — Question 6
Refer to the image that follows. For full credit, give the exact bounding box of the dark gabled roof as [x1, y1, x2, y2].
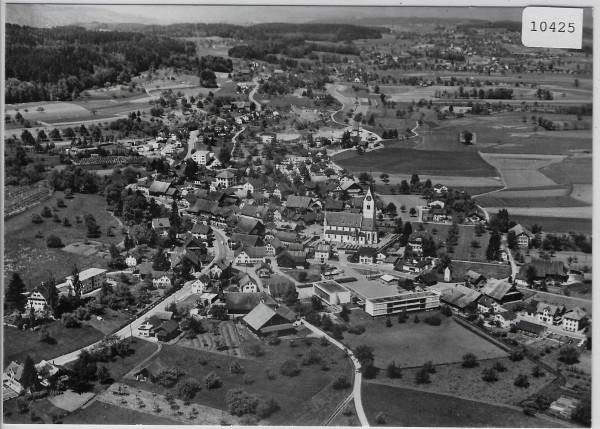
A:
[158, 320, 179, 334]
[225, 292, 277, 312]
[231, 233, 262, 247]
[358, 247, 377, 257]
[236, 217, 264, 235]
[418, 272, 438, 285]
[515, 320, 546, 334]
[510, 224, 534, 239]
[275, 231, 298, 243]
[480, 279, 518, 301]
[285, 195, 313, 209]
[325, 199, 344, 211]
[235, 246, 266, 259]
[521, 259, 567, 279]
[191, 223, 212, 235]
[148, 180, 172, 194]
[33, 282, 56, 302]
[441, 285, 481, 309]
[325, 212, 362, 228]
[187, 198, 218, 214]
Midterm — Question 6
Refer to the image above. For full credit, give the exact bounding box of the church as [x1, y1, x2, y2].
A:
[323, 186, 378, 246]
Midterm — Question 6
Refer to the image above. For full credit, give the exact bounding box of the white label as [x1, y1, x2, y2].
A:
[522, 7, 583, 49]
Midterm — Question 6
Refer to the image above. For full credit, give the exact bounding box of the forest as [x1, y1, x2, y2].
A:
[5, 24, 198, 103]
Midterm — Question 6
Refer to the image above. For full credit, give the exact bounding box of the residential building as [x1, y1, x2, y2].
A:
[358, 247, 377, 264]
[234, 246, 266, 265]
[315, 243, 330, 263]
[509, 224, 534, 248]
[66, 268, 107, 294]
[495, 310, 517, 328]
[191, 150, 212, 166]
[3, 361, 24, 394]
[243, 303, 297, 336]
[216, 170, 237, 188]
[365, 291, 440, 317]
[563, 308, 587, 332]
[27, 282, 56, 312]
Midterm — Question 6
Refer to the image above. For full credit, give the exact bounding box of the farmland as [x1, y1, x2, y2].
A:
[362, 383, 566, 428]
[3, 191, 123, 287]
[63, 401, 181, 425]
[121, 339, 354, 425]
[341, 310, 507, 369]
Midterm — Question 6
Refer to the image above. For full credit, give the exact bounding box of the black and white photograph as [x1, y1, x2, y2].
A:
[1, 1, 595, 427]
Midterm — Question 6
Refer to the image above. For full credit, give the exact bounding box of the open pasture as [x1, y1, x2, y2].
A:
[570, 184, 593, 204]
[540, 154, 593, 185]
[6, 102, 92, 125]
[486, 206, 592, 219]
[509, 215, 592, 235]
[341, 311, 507, 369]
[479, 153, 563, 189]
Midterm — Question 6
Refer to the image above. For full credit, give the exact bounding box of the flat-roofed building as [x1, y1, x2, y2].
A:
[313, 280, 351, 306]
[66, 268, 107, 294]
[365, 291, 440, 317]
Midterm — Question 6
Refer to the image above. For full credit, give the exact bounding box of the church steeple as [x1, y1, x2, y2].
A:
[362, 185, 375, 219]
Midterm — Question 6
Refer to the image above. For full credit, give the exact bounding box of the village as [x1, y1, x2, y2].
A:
[3, 7, 593, 428]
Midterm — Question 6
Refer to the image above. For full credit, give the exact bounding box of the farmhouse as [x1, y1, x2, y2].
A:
[464, 270, 486, 288]
[509, 224, 534, 248]
[27, 282, 56, 312]
[224, 292, 277, 316]
[313, 280, 351, 306]
[3, 361, 24, 394]
[519, 259, 569, 283]
[243, 302, 297, 336]
[234, 246, 267, 265]
[365, 291, 440, 317]
[156, 320, 180, 342]
[148, 180, 179, 199]
[358, 247, 377, 264]
[441, 285, 481, 312]
[562, 307, 587, 332]
[494, 310, 517, 328]
[323, 186, 378, 246]
[480, 278, 523, 304]
[515, 320, 547, 337]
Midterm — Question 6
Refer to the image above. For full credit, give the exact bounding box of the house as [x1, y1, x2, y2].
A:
[191, 223, 212, 240]
[495, 310, 517, 328]
[243, 303, 297, 336]
[267, 282, 296, 298]
[509, 224, 534, 248]
[138, 316, 163, 337]
[417, 272, 438, 286]
[431, 208, 452, 223]
[133, 359, 168, 382]
[230, 233, 263, 249]
[515, 320, 547, 337]
[125, 252, 142, 267]
[35, 360, 70, 390]
[358, 247, 377, 265]
[477, 296, 499, 314]
[285, 195, 313, 214]
[156, 320, 180, 342]
[260, 132, 276, 144]
[519, 259, 569, 283]
[277, 250, 308, 269]
[324, 199, 344, 212]
[27, 282, 56, 312]
[152, 218, 171, 234]
[275, 230, 299, 244]
[480, 278, 523, 304]
[536, 302, 566, 326]
[216, 170, 237, 188]
[256, 264, 272, 278]
[152, 273, 173, 289]
[397, 257, 433, 274]
[365, 291, 440, 317]
[148, 180, 178, 199]
[239, 274, 258, 293]
[441, 285, 481, 312]
[66, 268, 107, 295]
[210, 260, 230, 279]
[191, 275, 211, 294]
[563, 307, 587, 332]
[464, 270, 486, 288]
[3, 361, 25, 394]
[191, 150, 212, 166]
[313, 281, 351, 306]
[339, 181, 364, 196]
[427, 200, 445, 209]
[433, 183, 448, 195]
[224, 292, 277, 316]
[235, 217, 265, 236]
[315, 243, 330, 263]
[234, 246, 266, 265]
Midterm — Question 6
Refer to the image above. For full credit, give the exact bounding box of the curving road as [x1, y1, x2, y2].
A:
[301, 319, 370, 427]
[52, 228, 228, 366]
[248, 77, 262, 112]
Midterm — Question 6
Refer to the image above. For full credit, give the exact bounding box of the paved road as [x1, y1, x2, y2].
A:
[52, 228, 228, 366]
[301, 319, 370, 427]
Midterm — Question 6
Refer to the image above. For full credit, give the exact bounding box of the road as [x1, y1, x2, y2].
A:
[52, 228, 228, 366]
[301, 319, 370, 427]
[230, 126, 246, 158]
[248, 77, 262, 112]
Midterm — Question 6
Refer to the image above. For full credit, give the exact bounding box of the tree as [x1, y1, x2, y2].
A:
[5, 272, 28, 311]
[177, 378, 201, 400]
[385, 202, 397, 217]
[226, 388, 259, 416]
[21, 356, 38, 390]
[409, 207, 417, 217]
[358, 172, 372, 184]
[84, 214, 100, 238]
[354, 345, 375, 366]
[41, 206, 52, 217]
[415, 366, 431, 384]
[230, 361, 244, 374]
[410, 173, 420, 186]
[507, 230, 518, 249]
[152, 248, 171, 271]
[279, 359, 300, 377]
[218, 147, 231, 165]
[482, 367, 498, 382]
[204, 372, 221, 389]
[571, 397, 591, 426]
[169, 200, 181, 233]
[380, 173, 389, 183]
[256, 398, 280, 418]
[46, 235, 64, 248]
[485, 230, 502, 261]
[558, 346, 580, 365]
[386, 361, 402, 379]
[61, 312, 80, 328]
[97, 366, 112, 384]
[385, 317, 392, 328]
[332, 375, 351, 389]
[462, 353, 479, 368]
[514, 373, 530, 388]
[463, 130, 473, 145]
[71, 265, 83, 297]
[39, 326, 51, 343]
[525, 265, 537, 286]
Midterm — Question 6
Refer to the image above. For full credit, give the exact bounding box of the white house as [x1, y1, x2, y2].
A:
[562, 308, 587, 332]
[66, 268, 107, 294]
[152, 273, 173, 288]
[216, 170, 237, 188]
[191, 275, 210, 294]
[234, 246, 266, 265]
[191, 150, 212, 166]
[3, 361, 24, 394]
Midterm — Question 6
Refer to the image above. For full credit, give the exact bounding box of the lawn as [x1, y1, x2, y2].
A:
[332, 146, 498, 177]
[362, 383, 566, 427]
[122, 337, 353, 426]
[340, 310, 507, 369]
[3, 321, 104, 368]
[450, 261, 512, 283]
[62, 400, 182, 425]
[84, 308, 134, 335]
[4, 191, 123, 287]
[3, 396, 67, 425]
[371, 356, 555, 406]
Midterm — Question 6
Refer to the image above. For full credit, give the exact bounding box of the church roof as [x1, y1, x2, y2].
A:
[325, 212, 362, 228]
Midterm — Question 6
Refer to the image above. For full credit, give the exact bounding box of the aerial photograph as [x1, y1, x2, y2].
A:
[2, 2, 594, 427]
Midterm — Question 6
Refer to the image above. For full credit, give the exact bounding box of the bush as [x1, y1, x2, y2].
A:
[204, 372, 221, 389]
[385, 317, 392, 327]
[514, 373, 530, 388]
[256, 398, 280, 418]
[279, 359, 300, 377]
[247, 343, 263, 357]
[386, 361, 403, 379]
[177, 378, 201, 400]
[332, 375, 351, 389]
[413, 315, 420, 323]
[347, 325, 366, 335]
[461, 353, 479, 368]
[415, 367, 431, 384]
[531, 365, 545, 378]
[441, 305, 453, 316]
[423, 361, 436, 374]
[509, 350, 524, 362]
[423, 316, 442, 326]
[230, 361, 244, 374]
[481, 367, 498, 382]
[558, 346, 580, 365]
[46, 235, 64, 248]
[155, 367, 186, 388]
[492, 361, 507, 372]
[61, 312, 80, 328]
[362, 363, 378, 379]
[41, 206, 52, 217]
[375, 412, 386, 424]
[267, 333, 281, 346]
[32, 214, 44, 224]
[225, 388, 259, 416]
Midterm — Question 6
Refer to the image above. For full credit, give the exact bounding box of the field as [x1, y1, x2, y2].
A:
[62, 401, 181, 425]
[80, 308, 133, 335]
[121, 338, 353, 426]
[3, 321, 104, 368]
[333, 145, 498, 177]
[340, 310, 507, 369]
[362, 383, 566, 428]
[478, 153, 565, 189]
[486, 206, 592, 220]
[371, 356, 555, 406]
[450, 261, 512, 284]
[3, 191, 123, 287]
[173, 319, 245, 358]
[5, 102, 93, 126]
[3, 396, 68, 425]
[540, 155, 593, 185]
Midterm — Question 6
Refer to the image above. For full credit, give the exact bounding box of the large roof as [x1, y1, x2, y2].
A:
[325, 212, 363, 228]
[314, 280, 348, 295]
[519, 259, 566, 279]
[243, 302, 278, 331]
[225, 292, 277, 312]
[480, 278, 517, 301]
[285, 195, 313, 209]
[148, 180, 171, 194]
[441, 285, 481, 309]
[510, 224, 534, 238]
[564, 307, 587, 321]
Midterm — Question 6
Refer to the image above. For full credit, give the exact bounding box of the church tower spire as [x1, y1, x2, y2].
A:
[363, 185, 375, 219]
